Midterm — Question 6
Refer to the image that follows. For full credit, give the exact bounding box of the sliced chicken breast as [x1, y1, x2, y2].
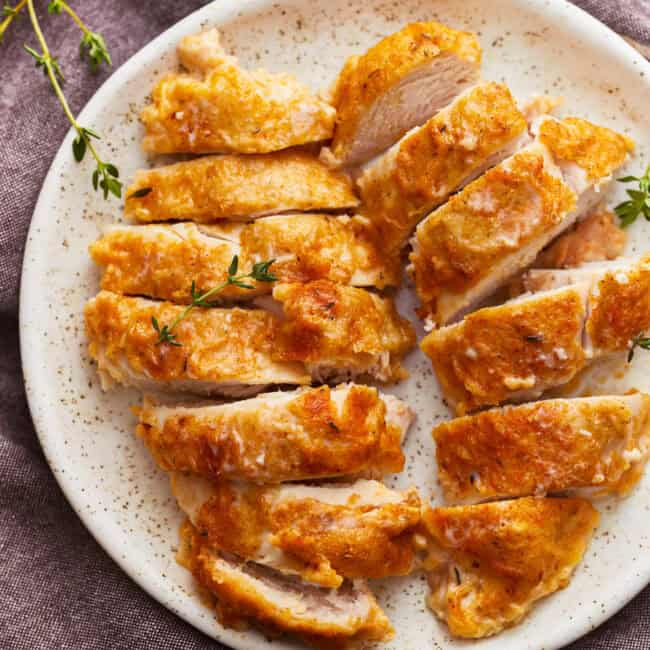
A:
[136, 384, 412, 482]
[124, 151, 359, 224]
[322, 21, 481, 168]
[420, 285, 589, 415]
[434, 394, 650, 504]
[140, 29, 335, 154]
[422, 259, 650, 414]
[410, 117, 634, 328]
[85, 285, 414, 395]
[89, 216, 398, 304]
[357, 82, 529, 254]
[84, 291, 309, 396]
[173, 475, 421, 588]
[271, 280, 416, 383]
[420, 497, 599, 638]
[523, 255, 650, 357]
[179, 522, 393, 646]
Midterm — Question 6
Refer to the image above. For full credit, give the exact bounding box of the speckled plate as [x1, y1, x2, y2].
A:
[19, 1, 650, 648]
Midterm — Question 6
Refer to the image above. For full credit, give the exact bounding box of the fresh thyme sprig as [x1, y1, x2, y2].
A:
[628, 333, 650, 362]
[2, 0, 120, 199]
[152, 256, 277, 346]
[615, 164, 650, 227]
[47, 0, 111, 70]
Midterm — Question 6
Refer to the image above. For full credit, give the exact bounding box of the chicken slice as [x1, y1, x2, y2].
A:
[420, 497, 599, 638]
[420, 285, 589, 415]
[434, 394, 650, 504]
[136, 384, 412, 482]
[85, 285, 414, 395]
[179, 522, 393, 647]
[524, 256, 650, 357]
[357, 82, 529, 254]
[172, 474, 421, 589]
[271, 280, 416, 383]
[410, 117, 634, 328]
[89, 216, 398, 304]
[84, 291, 310, 397]
[321, 21, 481, 168]
[123, 151, 359, 224]
[422, 258, 650, 414]
[140, 29, 335, 154]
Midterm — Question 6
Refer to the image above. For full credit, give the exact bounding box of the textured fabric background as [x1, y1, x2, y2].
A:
[0, 1, 649, 648]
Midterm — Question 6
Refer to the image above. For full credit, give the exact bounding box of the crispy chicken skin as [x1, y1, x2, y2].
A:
[410, 143, 577, 327]
[533, 208, 626, 269]
[89, 217, 399, 304]
[272, 281, 416, 383]
[420, 497, 599, 638]
[357, 82, 529, 254]
[172, 475, 421, 588]
[84, 291, 309, 396]
[420, 286, 588, 414]
[411, 117, 633, 327]
[434, 394, 650, 503]
[322, 21, 481, 168]
[136, 384, 412, 482]
[422, 259, 650, 414]
[179, 522, 394, 648]
[124, 151, 359, 224]
[140, 29, 335, 154]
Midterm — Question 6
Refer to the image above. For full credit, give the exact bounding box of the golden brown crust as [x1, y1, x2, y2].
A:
[420, 287, 587, 414]
[124, 151, 359, 223]
[140, 29, 335, 154]
[191, 481, 421, 587]
[421, 498, 599, 638]
[533, 208, 626, 269]
[329, 21, 481, 165]
[410, 146, 577, 324]
[434, 395, 650, 502]
[538, 116, 635, 183]
[84, 291, 309, 390]
[136, 385, 406, 482]
[587, 257, 650, 352]
[179, 521, 394, 646]
[90, 216, 399, 304]
[273, 281, 416, 382]
[358, 82, 527, 253]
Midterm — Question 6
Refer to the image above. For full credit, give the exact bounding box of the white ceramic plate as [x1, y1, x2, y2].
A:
[20, 1, 650, 648]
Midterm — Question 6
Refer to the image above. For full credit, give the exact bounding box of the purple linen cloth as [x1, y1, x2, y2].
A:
[0, 2, 648, 648]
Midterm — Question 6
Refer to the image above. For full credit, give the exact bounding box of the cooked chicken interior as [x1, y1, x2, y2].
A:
[435, 394, 650, 503]
[357, 82, 529, 254]
[140, 29, 335, 154]
[84, 291, 309, 396]
[420, 497, 599, 639]
[421, 258, 650, 414]
[271, 280, 416, 383]
[136, 384, 412, 482]
[90, 216, 399, 304]
[173, 474, 421, 588]
[124, 151, 359, 224]
[179, 521, 394, 646]
[532, 208, 626, 269]
[410, 117, 634, 328]
[322, 21, 481, 168]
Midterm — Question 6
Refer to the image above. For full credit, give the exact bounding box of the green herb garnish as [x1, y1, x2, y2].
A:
[128, 187, 153, 199]
[152, 256, 277, 346]
[615, 165, 650, 227]
[1, 1, 119, 199]
[628, 333, 650, 362]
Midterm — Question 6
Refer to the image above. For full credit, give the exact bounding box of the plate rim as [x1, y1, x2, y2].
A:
[18, 0, 650, 648]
